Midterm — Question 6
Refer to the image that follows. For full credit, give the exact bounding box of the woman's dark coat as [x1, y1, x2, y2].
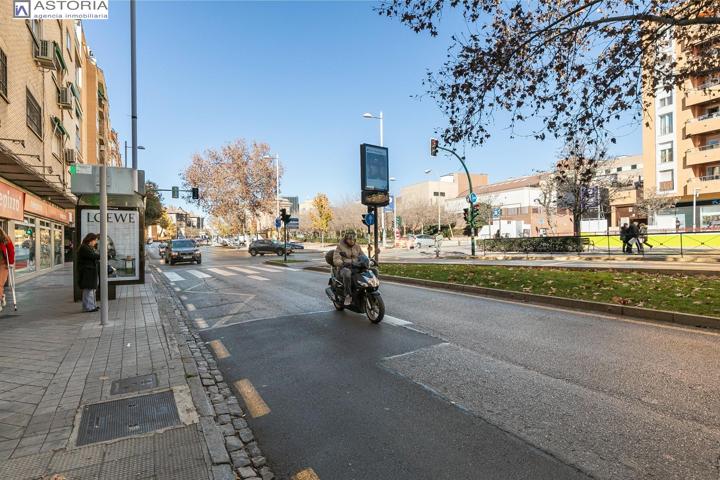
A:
[77, 244, 100, 290]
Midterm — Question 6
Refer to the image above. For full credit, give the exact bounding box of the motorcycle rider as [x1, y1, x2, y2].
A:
[333, 231, 364, 306]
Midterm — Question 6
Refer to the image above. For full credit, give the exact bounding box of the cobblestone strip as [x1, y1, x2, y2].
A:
[152, 271, 276, 480]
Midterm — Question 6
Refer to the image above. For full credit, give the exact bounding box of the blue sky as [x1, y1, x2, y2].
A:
[83, 0, 642, 212]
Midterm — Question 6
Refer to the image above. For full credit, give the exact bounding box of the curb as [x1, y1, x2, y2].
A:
[303, 265, 719, 330]
[152, 270, 276, 480]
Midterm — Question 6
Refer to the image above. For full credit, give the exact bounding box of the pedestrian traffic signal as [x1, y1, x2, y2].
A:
[191, 187, 199, 200]
[430, 138, 439, 157]
[280, 208, 291, 225]
[463, 208, 470, 223]
[171, 186, 179, 199]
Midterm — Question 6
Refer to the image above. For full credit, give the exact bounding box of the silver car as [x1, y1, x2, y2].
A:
[410, 234, 436, 249]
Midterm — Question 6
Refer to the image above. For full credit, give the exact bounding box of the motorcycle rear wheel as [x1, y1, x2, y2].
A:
[365, 294, 385, 324]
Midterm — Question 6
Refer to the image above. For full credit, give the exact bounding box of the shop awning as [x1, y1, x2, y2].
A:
[0, 143, 76, 209]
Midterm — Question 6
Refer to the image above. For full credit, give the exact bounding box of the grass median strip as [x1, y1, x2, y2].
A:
[380, 264, 720, 317]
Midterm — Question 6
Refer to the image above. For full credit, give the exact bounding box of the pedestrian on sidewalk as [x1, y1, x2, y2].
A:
[78, 233, 100, 312]
[628, 221, 642, 254]
[639, 223, 653, 251]
[620, 223, 631, 254]
[0, 227, 15, 312]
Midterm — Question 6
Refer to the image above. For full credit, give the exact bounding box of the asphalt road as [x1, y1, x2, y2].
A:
[150, 245, 720, 480]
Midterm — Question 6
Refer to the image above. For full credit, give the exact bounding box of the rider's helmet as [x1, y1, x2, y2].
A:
[344, 231, 357, 243]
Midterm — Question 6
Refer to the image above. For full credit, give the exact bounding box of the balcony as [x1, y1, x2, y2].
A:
[686, 143, 720, 166]
[687, 174, 720, 196]
[685, 111, 720, 136]
[685, 80, 720, 107]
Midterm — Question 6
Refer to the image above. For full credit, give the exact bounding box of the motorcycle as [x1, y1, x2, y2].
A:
[325, 253, 385, 323]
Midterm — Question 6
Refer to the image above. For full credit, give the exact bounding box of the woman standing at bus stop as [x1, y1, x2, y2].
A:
[78, 233, 100, 312]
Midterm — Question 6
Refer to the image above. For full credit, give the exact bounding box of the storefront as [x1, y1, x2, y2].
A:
[0, 181, 72, 279]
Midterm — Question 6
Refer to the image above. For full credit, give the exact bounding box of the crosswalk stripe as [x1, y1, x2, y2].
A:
[263, 265, 300, 272]
[188, 269, 211, 278]
[249, 266, 278, 273]
[163, 272, 184, 282]
[226, 266, 258, 275]
[248, 275, 269, 281]
[207, 267, 235, 276]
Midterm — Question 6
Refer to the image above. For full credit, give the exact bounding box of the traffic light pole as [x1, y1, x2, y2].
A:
[435, 145, 476, 257]
[373, 206, 380, 265]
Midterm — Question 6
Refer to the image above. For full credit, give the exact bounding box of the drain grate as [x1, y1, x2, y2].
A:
[110, 374, 158, 395]
[76, 390, 181, 446]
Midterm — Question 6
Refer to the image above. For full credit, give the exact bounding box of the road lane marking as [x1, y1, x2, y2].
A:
[226, 266, 258, 274]
[188, 269, 211, 278]
[383, 316, 412, 327]
[163, 272, 184, 282]
[234, 379, 270, 418]
[292, 468, 320, 480]
[207, 267, 235, 276]
[186, 304, 196, 312]
[210, 309, 336, 330]
[180, 295, 188, 300]
[194, 318, 208, 329]
[209, 339, 230, 359]
[261, 264, 301, 272]
[249, 266, 279, 273]
[248, 275, 269, 281]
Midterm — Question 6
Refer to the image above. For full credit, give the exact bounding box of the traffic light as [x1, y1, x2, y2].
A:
[463, 208, 469, 223]
[362, 214, 368, 226]
[191, 187, 199, 200]
[280, 208, 291, 225]
[430, 138, 439, 157]
[171, 186, 179, 199]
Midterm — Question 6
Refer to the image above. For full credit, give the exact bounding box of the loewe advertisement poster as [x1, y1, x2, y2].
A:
[80, 209, 139, 281]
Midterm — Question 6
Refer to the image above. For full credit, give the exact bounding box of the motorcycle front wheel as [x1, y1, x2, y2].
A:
[364, 294, 385, 324]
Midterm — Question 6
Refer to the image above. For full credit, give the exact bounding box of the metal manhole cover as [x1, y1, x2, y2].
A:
[76, 390, 180, 446]
[110, 374, 158, 395]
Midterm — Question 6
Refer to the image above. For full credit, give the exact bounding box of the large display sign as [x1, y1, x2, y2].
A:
[360, 144, 389, 193]
[80, 209, 140, 281]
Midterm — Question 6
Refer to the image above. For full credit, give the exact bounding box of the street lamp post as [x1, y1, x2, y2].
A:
[363, 111, 386, 248]
[124, 141, 145, 168]
[693, 188, 700, 232]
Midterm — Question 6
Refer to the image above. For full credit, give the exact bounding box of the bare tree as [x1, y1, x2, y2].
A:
[537, 174, 559, 235]
[379, 0, 720, 146]
[636, 187, 678, 225]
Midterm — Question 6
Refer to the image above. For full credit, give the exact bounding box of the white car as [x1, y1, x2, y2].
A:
[409, 234, 436, 249]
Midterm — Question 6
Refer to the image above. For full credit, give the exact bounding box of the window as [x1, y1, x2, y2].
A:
[659, 91, 673, 108]
[706, 166, 720, 178]
[604, 169, 611, 175]
[66, 29, 71, 53]
[658, 170, 674, 192]
[26, 89, 42, 137]
[659, 143, 673, 163]
[616, 167, 623, 172]
[631, 164, 638, 170]
[0, 48, 6, 99]
[29, 20, 42, 41]
[76, 125, 81, 152]
[52, 128, 62, 159]
[659, 113, 673, 135]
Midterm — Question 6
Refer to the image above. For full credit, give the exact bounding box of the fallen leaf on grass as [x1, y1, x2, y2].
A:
[612, 296, 631, 305]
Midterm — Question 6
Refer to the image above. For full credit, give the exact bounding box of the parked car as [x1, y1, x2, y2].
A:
[248, 239, 293, 256]
[409, 234, 436, 249]
[286, 241, 304, 250]
[165, 239, 202, 265]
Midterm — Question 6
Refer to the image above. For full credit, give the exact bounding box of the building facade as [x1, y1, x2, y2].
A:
[0, 14, 118, 279]
[642, 29, 720, 230]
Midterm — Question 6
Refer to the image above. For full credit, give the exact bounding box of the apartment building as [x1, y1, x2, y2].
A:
[396, 172, 488, 209]
[642, 28, 720, 230]
[0, 14, 119, 279]
[599, 155, 645, 227]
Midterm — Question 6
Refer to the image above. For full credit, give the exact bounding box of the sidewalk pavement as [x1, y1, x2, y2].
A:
[0, 266, 274, 480]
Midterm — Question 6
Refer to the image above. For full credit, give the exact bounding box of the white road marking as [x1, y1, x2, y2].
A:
[250, 266, 281, 273]
[248, 275, 269, 281]
[186, 304, 196, 312]
[260, 265, 300, 272]
[173, 287, 181, 292]
[163, 272, 184, 282]
[207, 268, 235, 276]
[188, 269, 211, 278]
[194, 318, 208, 329]
[383, 316, 412, 327]
[210, 309, 336, 330]
[180, 295, 188, 300]
[226, 266, 258, 275]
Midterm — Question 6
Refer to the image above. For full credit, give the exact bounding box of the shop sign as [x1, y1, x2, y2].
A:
[0, 183, 24, 221]
[24, 195, 71, 224]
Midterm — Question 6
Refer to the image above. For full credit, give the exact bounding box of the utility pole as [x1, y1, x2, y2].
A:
[99, 162, 108, 326]
[130, 0, 138, 190]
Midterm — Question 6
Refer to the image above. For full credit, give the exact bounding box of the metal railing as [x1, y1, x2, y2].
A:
[691, 111, 720, 122]
[700, 174, 720, 181]
[479, 231, 720, 257]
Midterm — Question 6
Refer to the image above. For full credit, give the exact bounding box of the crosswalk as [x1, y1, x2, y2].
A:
[161, 264, 303, 284]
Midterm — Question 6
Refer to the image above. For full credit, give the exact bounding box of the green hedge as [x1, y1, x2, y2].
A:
[480, 236, 584, 253]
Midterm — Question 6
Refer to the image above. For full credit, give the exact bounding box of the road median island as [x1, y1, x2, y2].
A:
[377, 264, 720, 329]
